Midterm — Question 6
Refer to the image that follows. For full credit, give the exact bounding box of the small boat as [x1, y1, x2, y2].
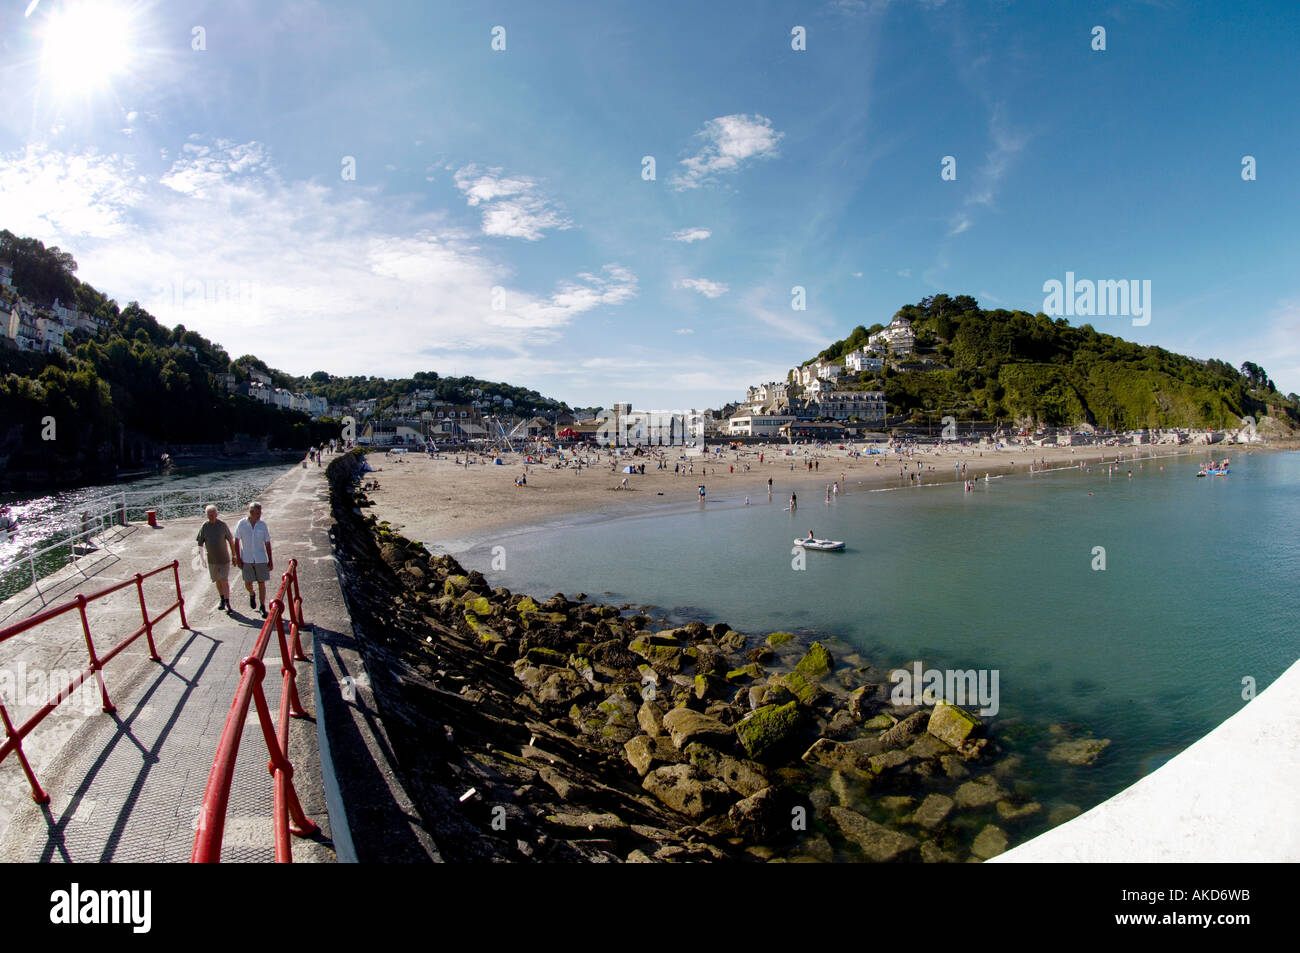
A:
[794, 538, 845, 551]
[1196, 468, 1229, 477]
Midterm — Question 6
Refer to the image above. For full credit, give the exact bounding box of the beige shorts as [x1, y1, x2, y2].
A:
[241, 562, 271, 583]
[207, 561, 230, 582]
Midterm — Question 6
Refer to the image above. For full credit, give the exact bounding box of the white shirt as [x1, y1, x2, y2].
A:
[234, 517, 271, 563]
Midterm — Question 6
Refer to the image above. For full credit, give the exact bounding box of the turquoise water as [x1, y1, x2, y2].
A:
[452, 450, 1299, 818]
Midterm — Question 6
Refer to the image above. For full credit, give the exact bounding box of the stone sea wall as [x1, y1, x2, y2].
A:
[325, 451, 1101, 862]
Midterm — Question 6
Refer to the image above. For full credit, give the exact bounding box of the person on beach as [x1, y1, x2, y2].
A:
[789, 492, 797, 510]
[234, 502, 273, 617]
[196, 505, 236, 611]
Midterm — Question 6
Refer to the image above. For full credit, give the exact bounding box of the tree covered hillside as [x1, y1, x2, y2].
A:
[811, 294, 1300, 431]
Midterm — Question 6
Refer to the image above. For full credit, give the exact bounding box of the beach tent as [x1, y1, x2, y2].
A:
[493, 458, 505, 465]
[620, 465, 637, 473]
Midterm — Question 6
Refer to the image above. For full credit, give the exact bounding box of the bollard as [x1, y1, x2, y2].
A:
[146, 510, 158, 528]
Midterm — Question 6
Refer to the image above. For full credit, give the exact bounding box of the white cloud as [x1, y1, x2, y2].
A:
[675, 328, 694, 334]
[453, 163, 572, 240]
[671, 114, 783, 190]
[675, 277, 729, 299]
[947, 105, 1029, 237]
[670, 227, 711, 243]
[0, 140, 632, 377]
[0, 145, 143, 239]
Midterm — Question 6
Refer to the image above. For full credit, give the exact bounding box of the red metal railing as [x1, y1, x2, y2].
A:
[0, 561, 186, 804]
[191, 558, 317, 862]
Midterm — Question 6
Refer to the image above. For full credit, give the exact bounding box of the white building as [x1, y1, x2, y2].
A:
[728, 413, 797, 437]
[790, 360, 845, 387]
[845, 348, 884, 374]
[35, 313, 68, 353]
[50, 298, 81, 329]
[867, 315, 916, 357]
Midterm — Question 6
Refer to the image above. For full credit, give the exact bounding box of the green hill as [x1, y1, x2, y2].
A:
[808, 294, 1300, 432]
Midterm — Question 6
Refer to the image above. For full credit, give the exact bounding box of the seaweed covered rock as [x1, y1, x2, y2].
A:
[735, 702, 804, 762]
[927, 703, 981, 749]
[794, 641, 834, 680]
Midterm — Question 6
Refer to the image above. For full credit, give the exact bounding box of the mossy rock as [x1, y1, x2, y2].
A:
[525, 647, 569, 667]
[463, 611, 502, 644]
[794, 641, 833, 680]
[462, 594, 492, 616]
[444, 575, 470, 597]
[629, 638, 684, 670]
[773, 670, 826, 706]
[766, 632, 796, 648]
[725, 663, 764, 684]
[515, 596, 540, 615]
[735, 702, 804, 762]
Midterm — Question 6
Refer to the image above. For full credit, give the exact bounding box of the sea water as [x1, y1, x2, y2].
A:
[456, 450, 1299, 821]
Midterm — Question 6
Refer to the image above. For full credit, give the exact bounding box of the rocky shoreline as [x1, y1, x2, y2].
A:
[326, 451, 1104, 862]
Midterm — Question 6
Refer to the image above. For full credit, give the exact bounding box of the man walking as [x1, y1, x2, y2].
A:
[196, 504, 236, 611]
[234, 501, 273, 617]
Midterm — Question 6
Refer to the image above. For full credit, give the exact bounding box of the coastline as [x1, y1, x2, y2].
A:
[326, 450, 1174, 861]
[363, 440, 1237, 553]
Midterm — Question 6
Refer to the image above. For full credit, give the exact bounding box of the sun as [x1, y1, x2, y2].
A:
[39, 1, 137, 98]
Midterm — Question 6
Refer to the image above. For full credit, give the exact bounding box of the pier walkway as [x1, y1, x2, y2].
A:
[993, 657, 1300, 862]
[0, 460, 345, 862]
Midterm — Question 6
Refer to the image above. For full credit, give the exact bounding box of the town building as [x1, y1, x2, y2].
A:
[867, 315, 916, 357]
[812, 390, 886, 422]
[845, 348, 884, 374]
[727, 413, 798, 438]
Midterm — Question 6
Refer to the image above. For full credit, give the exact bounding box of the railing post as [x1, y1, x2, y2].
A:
[0, 704, 49, 804]
[272, 605, 308, 718]
[133, 573, 161, 663]
[171, 560, 189, 630]
[75, 594, 114, 713]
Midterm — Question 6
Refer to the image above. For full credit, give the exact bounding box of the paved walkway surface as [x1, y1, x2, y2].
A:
[994, 657, 1300, 862]
[0, 461, 336, 862]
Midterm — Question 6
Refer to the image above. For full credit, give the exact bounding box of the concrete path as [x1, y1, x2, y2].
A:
[0, 460, 336, 862]
[993, 657, 1300, 862]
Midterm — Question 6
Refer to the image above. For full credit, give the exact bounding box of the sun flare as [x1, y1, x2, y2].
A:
[39, 1, 136, 97]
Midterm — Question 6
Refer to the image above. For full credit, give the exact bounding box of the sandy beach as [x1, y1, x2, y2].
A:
[359, 440, 1222, 549]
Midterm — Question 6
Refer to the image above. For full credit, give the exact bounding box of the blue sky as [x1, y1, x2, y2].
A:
[1, 0, 1297, 409]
